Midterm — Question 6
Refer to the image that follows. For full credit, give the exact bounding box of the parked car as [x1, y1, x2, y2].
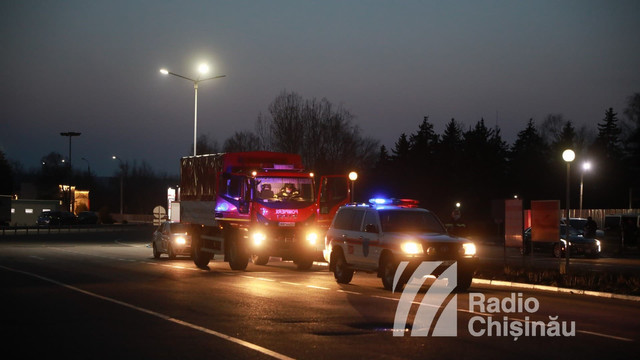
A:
[522, 224, 601, 258]
[77, 211, 99, 224]
[561, 217, 604, 239]
[152, 221, 192, 259]
[36, 211, 77, 225]
[324, 198, 478, 291]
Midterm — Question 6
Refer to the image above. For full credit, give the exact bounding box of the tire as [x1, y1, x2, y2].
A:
[251, 254, 270, 266]
[168, 243, 177, 260]
[152, 242, 161, 259]
[332, 250, 353, 284]
[553, 243, 564, 258]
[455, 271, 473, 292]
[295, 258, 314, 271]
[192, 233, 212, 269]
[228, 237, 249, 270]
[380, 254, 403, 291]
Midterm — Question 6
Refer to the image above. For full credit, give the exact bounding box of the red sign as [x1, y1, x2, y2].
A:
[531, 200, 560, 243]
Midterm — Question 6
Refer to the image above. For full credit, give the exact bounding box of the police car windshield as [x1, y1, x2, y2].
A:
[378, 209, 446, 233]
[255, 177, 315, 203]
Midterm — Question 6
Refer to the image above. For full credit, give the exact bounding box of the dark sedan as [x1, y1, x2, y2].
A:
[36, 211, 77, 226]
[522, 224, 601, 258]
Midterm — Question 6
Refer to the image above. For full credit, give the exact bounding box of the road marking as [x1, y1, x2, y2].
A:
[29, 256, 45, 260]
[337, 290, 361, 295]
[0, 264, 296, 360]
[281, 282, 302, 286]
[306, 285, 329, 290]
[577, 330, 633, 342]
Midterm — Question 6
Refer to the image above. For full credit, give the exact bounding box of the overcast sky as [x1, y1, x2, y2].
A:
[1, 0, 639, 177]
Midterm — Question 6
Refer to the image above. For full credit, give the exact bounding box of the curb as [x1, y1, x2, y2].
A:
[472, 278, 640, 302]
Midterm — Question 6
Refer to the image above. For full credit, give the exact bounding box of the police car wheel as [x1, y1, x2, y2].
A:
[333, 250, 353, 284]
[455, 271, 473, 292]
[381, 255, 403, 291]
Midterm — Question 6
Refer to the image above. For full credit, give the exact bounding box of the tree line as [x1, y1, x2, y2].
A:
[1, 91, 639, 226]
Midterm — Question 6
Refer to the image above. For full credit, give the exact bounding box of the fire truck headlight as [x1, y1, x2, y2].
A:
[252, 232, 266, 246]
[462, 242, 476, 256]
[174, 236, 186, 245]
[401, 242, 423, 255]
[306, 232, 318, 245]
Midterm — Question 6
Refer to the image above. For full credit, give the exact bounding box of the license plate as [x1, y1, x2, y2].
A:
[279, 222, 295, 227]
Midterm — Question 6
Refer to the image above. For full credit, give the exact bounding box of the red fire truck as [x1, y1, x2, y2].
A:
[178, 151, 350, 270]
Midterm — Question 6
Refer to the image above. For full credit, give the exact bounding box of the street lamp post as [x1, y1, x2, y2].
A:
[160, 65, 225, 156]
[112, 155, 124, 217]
[579, 161, 591, 217]
[562, 149, 575, 271]
[60, 131, 81, 212]
[348, 171, 358, 202]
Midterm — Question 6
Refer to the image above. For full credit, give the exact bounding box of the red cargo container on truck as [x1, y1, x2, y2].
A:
[178, 151, 350, 270]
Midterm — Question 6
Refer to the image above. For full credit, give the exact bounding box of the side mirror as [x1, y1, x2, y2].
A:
[364, 224, 378, 233]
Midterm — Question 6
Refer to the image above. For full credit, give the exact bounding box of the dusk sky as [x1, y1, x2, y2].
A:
[1, 0, 639, 177]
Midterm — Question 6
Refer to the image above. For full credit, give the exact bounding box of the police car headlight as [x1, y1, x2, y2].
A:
[462, 242, 476, 256]
[252, 232, 266, 246]
[306, 232, 318, 245]
[175, 237, 186, 245]
[401, 242, 423, 255]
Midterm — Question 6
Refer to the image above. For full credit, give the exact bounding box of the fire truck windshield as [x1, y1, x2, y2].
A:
[255, 177, 315, 203]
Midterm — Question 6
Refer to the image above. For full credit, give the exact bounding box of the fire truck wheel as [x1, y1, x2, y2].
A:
[295, 258, 314, 271]
[228, 239, 249, 270]
[380, 254, 404, 292]
[332, 250, 353, 284]
[192, 234, 211, 269]
[251, 254, 269, 266]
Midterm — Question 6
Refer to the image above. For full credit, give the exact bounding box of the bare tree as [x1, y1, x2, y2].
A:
[258, 90, 378, 174]
[223, 131, 261, 152]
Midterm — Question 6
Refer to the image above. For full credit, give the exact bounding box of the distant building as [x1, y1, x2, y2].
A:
[10, 199, 60, 226]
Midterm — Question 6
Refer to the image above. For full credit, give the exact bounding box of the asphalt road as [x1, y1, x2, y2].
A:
[1, 230, 638, 359]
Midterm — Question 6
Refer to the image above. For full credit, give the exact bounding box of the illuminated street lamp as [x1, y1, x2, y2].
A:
[112, 155, 125, 217]
[348, 171, 358, 202]
[60, 131, 81, 212]
[562, 149, 575, 270]
[160, 64, 226, 156]
[579, 161, 591, 217]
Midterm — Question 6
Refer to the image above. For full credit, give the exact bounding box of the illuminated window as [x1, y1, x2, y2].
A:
[25, 209, 34, 214]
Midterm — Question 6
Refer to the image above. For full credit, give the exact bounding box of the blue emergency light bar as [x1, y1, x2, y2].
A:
[368, 198, 420, 207]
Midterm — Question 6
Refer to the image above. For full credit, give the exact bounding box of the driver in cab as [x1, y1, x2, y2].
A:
[278, 183, 299, 198]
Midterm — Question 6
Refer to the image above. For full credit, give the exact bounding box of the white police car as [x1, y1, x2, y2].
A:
[324, 198, 478, 291]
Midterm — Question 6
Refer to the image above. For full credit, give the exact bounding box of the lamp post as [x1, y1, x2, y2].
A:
[60, 132, 81, 212]
[562, 149, 575, 270]
[160, 65, 225, 156]
[348, 171, 358, 202]
[112, 155, 125, 217]
[579, 161, 591, 217]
